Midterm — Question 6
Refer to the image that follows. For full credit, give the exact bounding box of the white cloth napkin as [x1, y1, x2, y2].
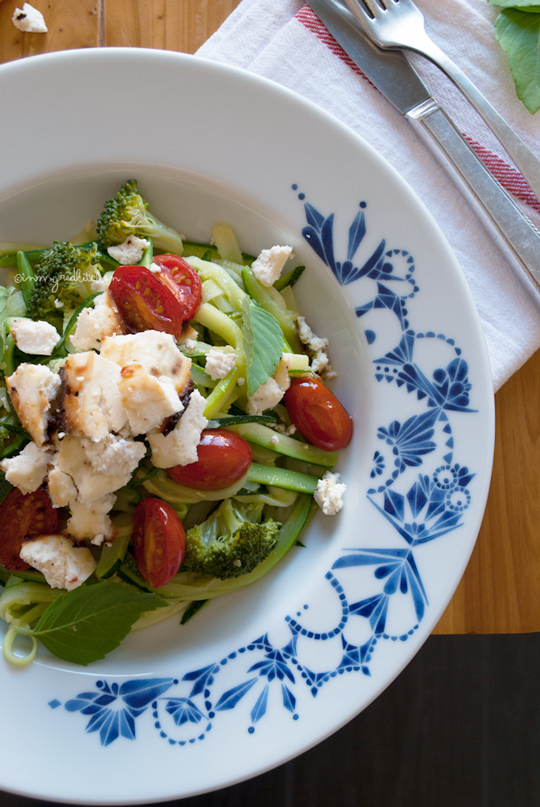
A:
[197, 0, 540, 391]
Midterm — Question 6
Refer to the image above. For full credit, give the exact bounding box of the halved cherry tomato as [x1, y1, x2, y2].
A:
[0, 487, 58, 571]
[109, 266, 184, 338]
[152, 255, 202, 322]
[284, 376, 353, 452]
[132, 498, 186, 588]
[167, 429, 252, 491]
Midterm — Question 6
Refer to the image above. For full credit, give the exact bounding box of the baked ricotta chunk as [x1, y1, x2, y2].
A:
[48, 465, 77, 508]
[6, 363, 61, 446]
[19, 535, 96, 591]
[251, 245, 293, 287]
[148, 389, 208, 468]
[62, 351, 127, 440]
[70, 291, 125, 351]
[314, 471, 346, 515]
[9, 318, 59, 355]
[100, 330, 191, 394]
[0, 441, 51, 494]
[117, 364, 183, 434]
[106, 235, 150, 265]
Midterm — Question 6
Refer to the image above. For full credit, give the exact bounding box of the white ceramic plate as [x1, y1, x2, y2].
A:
[0, 49, 494, 804]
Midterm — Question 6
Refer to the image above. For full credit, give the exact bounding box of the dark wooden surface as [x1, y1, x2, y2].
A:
[1, 633, 540, 806]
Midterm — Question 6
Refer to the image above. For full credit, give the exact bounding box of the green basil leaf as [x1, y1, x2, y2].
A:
[18, 579, 167, 665]
[242, 298, 283, 397]
[494, 8, 540, 113]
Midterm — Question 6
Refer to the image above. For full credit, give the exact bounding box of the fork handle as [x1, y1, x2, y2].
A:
[408, 34, 540, 202]
[407, 99, 540, 291]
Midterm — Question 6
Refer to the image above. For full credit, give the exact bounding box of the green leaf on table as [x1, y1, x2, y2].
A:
[242, 298, 283, 398]
[493, 8, 540, 114]
[489, 0, 540, 9]
[16, 579, 167, 665]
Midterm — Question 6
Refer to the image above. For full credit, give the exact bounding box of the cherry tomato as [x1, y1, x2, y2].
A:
[0, 487, 58, 571]
[167, 429, 252, 491]
[109, 266, 184, 338]
[284, 376, 353, 452]
[132, 498, 186, 588]
[152, 255, 202, 322]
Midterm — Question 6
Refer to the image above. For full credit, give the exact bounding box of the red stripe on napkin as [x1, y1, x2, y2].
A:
[296, 4, 540, 215]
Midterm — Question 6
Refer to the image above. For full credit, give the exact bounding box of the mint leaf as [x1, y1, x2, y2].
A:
[242, 298, 283, 397]
[17, 580, 167, 665]
[494, 8, 540, 113]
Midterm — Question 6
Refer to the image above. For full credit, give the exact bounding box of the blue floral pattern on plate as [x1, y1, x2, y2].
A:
[54, 190, 477, 746]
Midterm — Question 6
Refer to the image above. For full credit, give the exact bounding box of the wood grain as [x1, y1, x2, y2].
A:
[0, 1, 99, 62]
[0, 0, 538, 634]
[434, 348, 540, 634]
[103, 0, 240, 53]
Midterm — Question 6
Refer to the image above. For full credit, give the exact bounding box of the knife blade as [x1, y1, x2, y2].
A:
[307, 0, 540, 290]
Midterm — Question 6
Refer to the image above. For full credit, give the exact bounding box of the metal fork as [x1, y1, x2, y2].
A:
[343, 0, 540, 202]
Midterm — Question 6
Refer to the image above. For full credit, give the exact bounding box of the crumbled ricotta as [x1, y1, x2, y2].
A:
[12, 3, 48, 33]
[148, 389, 208, 468]
[81, 433, 146, 480]
[9, 318, 59, 355]
[251, 245, 293, 287]
[6, 364, 61, 446]
[296, 316, 337, 379]
[246, 354, 292, 415]
[19, 535, 96, 591]
[273, 421, 297, 436]
[204, 349, 236, 380]
[246, 377, 285, 416]
[70, 291, 124, 351]
[0, 441, 50, 494]
[67, 497, 115, 542]
[54, 434, 133, 505]
[314, 471, 346, 515]
[106, 235, 150, 265]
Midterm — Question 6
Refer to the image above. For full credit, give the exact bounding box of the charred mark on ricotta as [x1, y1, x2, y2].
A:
[161, 380, 193, 437]
[47, 365, 68, 441]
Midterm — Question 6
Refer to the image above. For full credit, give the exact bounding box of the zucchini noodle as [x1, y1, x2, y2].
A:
[0, 186, 350, 667]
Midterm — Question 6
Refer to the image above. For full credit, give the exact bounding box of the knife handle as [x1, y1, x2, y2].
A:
[406, 100, 540, 291]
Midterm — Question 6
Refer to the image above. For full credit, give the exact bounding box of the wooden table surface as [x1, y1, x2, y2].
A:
[0, 0, 538, 635]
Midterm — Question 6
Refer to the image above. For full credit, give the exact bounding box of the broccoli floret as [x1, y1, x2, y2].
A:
[26, 241, 102, 321]
[183, 499, 281, 580]
[96, 180, 185, 255]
